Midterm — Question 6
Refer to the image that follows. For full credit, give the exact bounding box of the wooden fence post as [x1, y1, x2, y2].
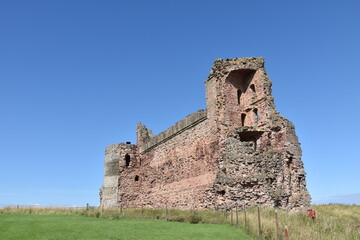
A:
[224, 208, 227, 221]
[275, 210, 281, 240]
[165, 202, 168, 220]
[284, 225, 289, 240]
[257, 206, 262, 239]
[236, 206, 239, 228]
[243, 203, 247, 230]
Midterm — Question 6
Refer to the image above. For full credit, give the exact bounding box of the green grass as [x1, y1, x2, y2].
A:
[1, 204, 359, 240]
[232, 205, 360, 240]
[0, 213, 255, 240]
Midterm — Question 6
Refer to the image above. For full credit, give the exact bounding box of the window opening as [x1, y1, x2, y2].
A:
[217, 190, 225, 195]
[250, 84, 256, 93]
[135, 175, 139, 181]
[241, 113, 246, 126]
[238, 131, 263, 151]
[253, 108, 259, 121]
[237, 89, 242, 104]
[288, 157, 293, 191]
[125, 154, 130, 167]
[287, 157, 293, 168]
[225, 69, 256, 92]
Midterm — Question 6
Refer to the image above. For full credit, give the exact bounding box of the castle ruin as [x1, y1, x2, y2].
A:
[100, 57, 311, 210]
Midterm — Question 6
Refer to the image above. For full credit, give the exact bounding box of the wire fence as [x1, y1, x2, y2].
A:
[0, 203, 88, 209]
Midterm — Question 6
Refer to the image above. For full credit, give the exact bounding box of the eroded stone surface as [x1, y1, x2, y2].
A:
[100, 57, 311, 210]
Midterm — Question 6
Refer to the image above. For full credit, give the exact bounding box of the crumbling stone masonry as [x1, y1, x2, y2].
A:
[100, 57, 311, 210]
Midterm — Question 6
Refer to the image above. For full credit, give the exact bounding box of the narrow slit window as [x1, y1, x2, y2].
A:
[253, 108, 259, 121]
[287, 157, 293, 168]
[298, 177, 302, 188]
[125, 154, 130, 167]
[237, 89, 242, 104]
[241, 113, 246, 126]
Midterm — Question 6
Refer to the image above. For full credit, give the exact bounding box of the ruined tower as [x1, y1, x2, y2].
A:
[100, 57, 311, 210]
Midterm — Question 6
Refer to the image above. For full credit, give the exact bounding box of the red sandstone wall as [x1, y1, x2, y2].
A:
[118, 119, 221, 209]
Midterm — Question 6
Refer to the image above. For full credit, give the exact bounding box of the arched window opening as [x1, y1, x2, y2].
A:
[134, 175, 139, 181]
[241, 113, 246, 127]
[125, 154, 130, 167]
[253, 108, 259, 121]
[237, 89, 242, 104]
[250, 84, 256, 93]
[225, 69, 256, 92]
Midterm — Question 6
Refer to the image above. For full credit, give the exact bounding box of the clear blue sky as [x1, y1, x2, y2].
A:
[1, 0, 359, 207]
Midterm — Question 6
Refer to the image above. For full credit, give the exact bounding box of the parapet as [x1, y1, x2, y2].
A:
[138, 109, 207, 153]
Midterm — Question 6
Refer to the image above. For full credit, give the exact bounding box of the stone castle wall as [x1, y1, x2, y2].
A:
[100, 57, 311, 210]
[119, 118, 221, 209]
[139, 110, 207, 153]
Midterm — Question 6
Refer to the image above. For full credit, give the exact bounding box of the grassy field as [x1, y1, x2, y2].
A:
[236, 204, 360, 240]
[1, 204, 359, 240]
[0, 213, 255, 240]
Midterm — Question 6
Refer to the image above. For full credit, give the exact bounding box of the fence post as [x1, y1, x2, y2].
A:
[243, 203, 247, 230]
[165, 202, 168, 220]
[257, 206, 262, 239]
[275, 210, 281, 240]
[86, 203, 89, 211]
[285, 226, 289, 240]
[236, 206, 239, 228]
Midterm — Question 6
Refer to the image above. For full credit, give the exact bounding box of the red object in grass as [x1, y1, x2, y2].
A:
[307, 209, 316, 220]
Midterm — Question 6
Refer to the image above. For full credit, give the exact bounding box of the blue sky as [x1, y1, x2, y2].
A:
[0, 0, 359, 207]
